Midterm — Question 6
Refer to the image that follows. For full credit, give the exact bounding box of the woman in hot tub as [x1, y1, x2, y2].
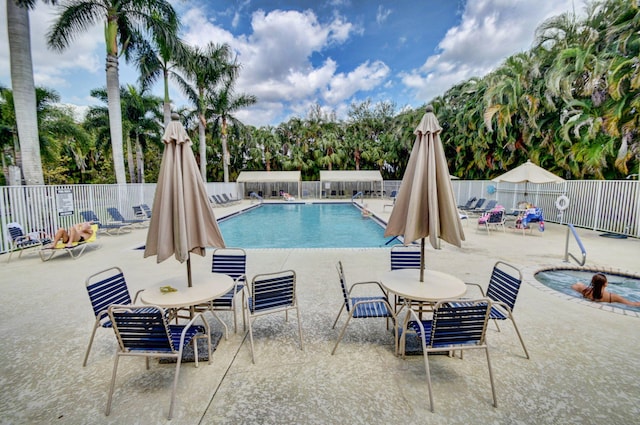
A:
[571, 273, 640, 306]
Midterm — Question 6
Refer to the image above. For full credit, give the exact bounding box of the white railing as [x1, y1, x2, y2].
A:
[1, 178, 638, 254]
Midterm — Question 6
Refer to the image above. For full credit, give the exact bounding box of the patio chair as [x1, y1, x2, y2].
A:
[390, 244, 422, 312]
[460, 261, 529, 359]
[331, 261, 397, 355]
[82, 266, 144, 366]
[80, 210, 132, 235]
[206, 248, 247, 333]
[477, 208, 506, 234]
[39, 223, 99, 262]
[106, 207, 147, 227]
[6, 222, 51, 262]
[105, 304, 211, 420]
[244, 269, 303, 364]
[399, 298, 497, 412]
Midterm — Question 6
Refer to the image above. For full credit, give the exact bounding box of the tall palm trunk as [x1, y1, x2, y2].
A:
[135, 135, 144, 183]
[125, 132, 135, 183]
[221, 117, 229, 183]
[163, 68, 171, 127]
[7, 0, 44, 185]
[106, 54, 127, 184]
[198, 113, 207, 181]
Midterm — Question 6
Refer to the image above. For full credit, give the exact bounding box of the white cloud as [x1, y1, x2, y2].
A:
[324, 60, 390, 104]
[400, 0, 588, 102]
[376, 6, 392, 25]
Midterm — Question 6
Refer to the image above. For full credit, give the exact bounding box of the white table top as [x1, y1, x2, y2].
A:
[139, 273, 234, 309]
[380, 269, 467, 302]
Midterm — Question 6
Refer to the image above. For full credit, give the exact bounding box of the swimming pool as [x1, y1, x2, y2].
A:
[218, 203, 391, 248]
[534, 268, 640, 313]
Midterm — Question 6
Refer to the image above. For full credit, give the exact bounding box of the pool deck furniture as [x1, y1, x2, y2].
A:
[2, 197, 639, 424]
[380, 269, 467, 304]
[38, 223, 99, 261]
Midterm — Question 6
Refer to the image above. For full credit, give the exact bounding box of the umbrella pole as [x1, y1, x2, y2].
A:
[187, 254, 193, 287]
[420, 238, 425, 282]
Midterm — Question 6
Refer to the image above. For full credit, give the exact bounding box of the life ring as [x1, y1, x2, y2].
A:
[555, 195, 570, 211]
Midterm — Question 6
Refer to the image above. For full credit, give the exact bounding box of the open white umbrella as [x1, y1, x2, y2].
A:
[384, 106, 465, 281]
[144, 114, 225, 287]
[492, 160, 564, 196]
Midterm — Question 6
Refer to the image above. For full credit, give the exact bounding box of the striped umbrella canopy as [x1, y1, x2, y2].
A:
[144, 115, 225, 286]
[384, 106, 465, 281]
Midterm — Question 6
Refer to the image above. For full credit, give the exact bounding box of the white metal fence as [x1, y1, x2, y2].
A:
[1, 179, 638, 254]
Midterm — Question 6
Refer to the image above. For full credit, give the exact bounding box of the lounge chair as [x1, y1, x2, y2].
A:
[458, 196, 477, 209]
[106, 207, 147, 228]
[460, 197, 484, 211]
[140, 204, 152, 218]
[221, 193, 240, 205]
[80, 210, 132, 235]
[399, 298, 497, 412]
[39, 224, 99, 261]
[6, 223, 51, 262]
[383, 190, 398, 211]
[473, 199, 498, 215]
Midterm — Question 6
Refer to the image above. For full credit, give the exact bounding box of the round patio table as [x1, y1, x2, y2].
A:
[139, 273, 234, 309]
[380, 269, 467, 303]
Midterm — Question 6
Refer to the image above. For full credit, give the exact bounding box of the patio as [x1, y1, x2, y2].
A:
[1, 198, 638, 424]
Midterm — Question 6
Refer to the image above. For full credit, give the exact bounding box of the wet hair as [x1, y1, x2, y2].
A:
[589, 273, 607, 300]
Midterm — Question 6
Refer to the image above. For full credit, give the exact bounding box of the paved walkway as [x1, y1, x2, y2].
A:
[1, 199, 639, 424]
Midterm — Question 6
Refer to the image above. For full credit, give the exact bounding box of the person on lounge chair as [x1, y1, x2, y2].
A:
[49, 221, 94, 248]
[571, 273, 640, 307]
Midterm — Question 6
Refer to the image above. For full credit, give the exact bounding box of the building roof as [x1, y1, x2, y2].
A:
[319, 170, 383, 182]
[236, 171, 301, 183]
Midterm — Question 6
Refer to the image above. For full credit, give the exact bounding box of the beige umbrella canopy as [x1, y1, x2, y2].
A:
[384, 106, 465, 281]
[492, 160, 565, 197]
[144, 114, 225, 287]
[492, 160, 565, 184]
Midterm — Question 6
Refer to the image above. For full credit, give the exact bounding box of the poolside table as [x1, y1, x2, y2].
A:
[140, 273, 234, 318]
[380, 269, 467, 304]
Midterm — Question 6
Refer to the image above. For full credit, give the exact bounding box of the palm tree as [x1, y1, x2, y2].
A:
[207, 77, 257, 183]
[135, 32, 188, 127]
[177, 42, 235, 181]
[47, 0, 178, 185]
[6, 0, 58, 185]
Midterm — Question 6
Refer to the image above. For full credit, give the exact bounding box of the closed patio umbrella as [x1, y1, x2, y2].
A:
[384, 106, 465, 281]
[144, 114, 225, 287]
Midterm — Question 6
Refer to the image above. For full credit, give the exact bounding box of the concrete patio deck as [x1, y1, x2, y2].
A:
[1, 199, 638, 424]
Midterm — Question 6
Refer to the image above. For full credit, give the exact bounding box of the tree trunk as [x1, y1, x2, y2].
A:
[7, 1, 44, 185]
[106, 54, 127, 184]
[221, 117, 229, 183]
[126, 132, 135, 183]
[135, 134, 144, 183]
[163, 69, 171, 127]
[198, 113, 207, 181]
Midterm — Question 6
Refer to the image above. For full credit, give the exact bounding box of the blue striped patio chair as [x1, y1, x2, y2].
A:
[390, 244, 422, 312]
[208, 248, 247, 334]
[105, 305, 211, 420]
[6, 223, 51, 262]
[461, 261, 529, 359]
[245, 270, 303, 364]
[331, 261, 397, 355]
[399, 298, 497, 412]
[83, 266, 144, 366]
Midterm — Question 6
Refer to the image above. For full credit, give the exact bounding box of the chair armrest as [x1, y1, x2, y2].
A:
[464, 282, 486, 297]
[180, 312, 211, 346]
[132, 289, 144, 303]
[348, 280, 388, 297]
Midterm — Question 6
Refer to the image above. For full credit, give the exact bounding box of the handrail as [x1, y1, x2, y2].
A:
[351, 191, 363, 201]
[564, 224, 586, 266]
[249, 192, 263, 204]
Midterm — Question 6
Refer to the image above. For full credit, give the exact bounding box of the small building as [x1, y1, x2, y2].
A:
[319, 170, 384, 198]
[236, 171, 301, 199]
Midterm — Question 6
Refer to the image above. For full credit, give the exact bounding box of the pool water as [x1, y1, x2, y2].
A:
[218, 203, 392, 248]
[534, 269, 640, 312]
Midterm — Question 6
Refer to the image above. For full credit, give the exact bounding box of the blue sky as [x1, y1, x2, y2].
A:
[0, 0, 587, 127]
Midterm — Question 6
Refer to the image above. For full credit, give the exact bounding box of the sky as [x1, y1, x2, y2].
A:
[0, 0, 588, 127]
